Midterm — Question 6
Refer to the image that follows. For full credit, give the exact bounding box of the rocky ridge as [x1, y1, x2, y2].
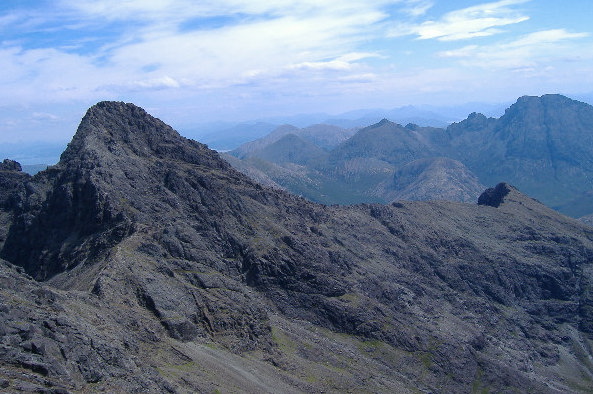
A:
[1, 102, 593, 392]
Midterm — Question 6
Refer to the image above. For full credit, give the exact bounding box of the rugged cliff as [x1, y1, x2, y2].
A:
[1, 102, 592, 393]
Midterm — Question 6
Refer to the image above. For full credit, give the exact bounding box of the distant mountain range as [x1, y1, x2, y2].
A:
[226, 94, 593, 218]
[180, 101, 511, 151]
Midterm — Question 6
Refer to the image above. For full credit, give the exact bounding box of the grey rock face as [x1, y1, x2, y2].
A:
[0, 160, 30, 252]
[1, 101, 593, 392]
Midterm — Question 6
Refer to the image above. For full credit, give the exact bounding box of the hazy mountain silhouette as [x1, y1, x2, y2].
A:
[229, 94, 593, 218]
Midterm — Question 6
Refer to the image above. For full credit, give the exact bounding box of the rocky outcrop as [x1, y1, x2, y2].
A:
[0, 159, 22, 172]
[0, 160, 28, 209]
[478, 182, 513, 207]
[1, 101, 593, 392]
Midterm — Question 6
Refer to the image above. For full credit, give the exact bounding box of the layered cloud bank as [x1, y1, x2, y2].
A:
[0, 0, 592, 141]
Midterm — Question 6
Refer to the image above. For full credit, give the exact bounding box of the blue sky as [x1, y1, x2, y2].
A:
[1, 0, 592, 143]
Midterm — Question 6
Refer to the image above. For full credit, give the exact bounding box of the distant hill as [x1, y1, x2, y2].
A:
[227, 94, 593, 218]
[179, 102, 508, 152]
[327, 120, 440, 166]
[229, 119, 475, 205]
[383, 157, 484, 203]
[321, 106, 454, 129]
[255, 134, 328, 166]
[233, 123, 356, 159]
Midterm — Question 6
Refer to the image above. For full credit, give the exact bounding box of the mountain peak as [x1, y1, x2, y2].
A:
[60, 101, 179, 162]
[467, 111, 487, 120]
[516, 93, 571, 103]
[3, 101, 235, 280]
[78, 101, 176, 138]
[507, 94, 579, 114]
[365, 118, 394, 129]
[59, 101, 226, 171]
[446, 111, 495, 137]
[364, 118, 398, 131]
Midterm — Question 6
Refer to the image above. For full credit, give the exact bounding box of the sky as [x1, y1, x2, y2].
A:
[1, 0, 592, 144]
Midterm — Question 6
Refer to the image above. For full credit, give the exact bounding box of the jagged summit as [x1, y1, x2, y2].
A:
[70, 101, 178, 143]
[498, 94, 593, 133]
[513, 93, 579, 107]
[61, 101, 172, 159]
[478, 182, 550, 209]
[446, 111, 496, 137]
[373, 118, 393, 127]
[59, 101, 226, 170]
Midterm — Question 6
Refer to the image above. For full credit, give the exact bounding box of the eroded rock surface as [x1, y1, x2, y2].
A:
[1, 102, 592, 392]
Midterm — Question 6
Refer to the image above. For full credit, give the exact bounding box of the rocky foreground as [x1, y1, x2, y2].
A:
[1, 102, 592, 392]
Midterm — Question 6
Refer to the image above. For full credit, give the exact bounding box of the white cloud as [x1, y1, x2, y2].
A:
[287, 61, 353, 72]
[32, 112, 60, 121]
[129, 76, 182, 90]
[337, 73, 377, 83]
[438, 29, 591, 70]
[0, 13, 20, 28]
[59, 0, 398, 24]
[390, 0, 530, 41]
[286, 52, 380, 72]
[439, 45, 480, 58]
[0, 0, 405, 111]
[508, 29, 589, 47]
[401, 0, 434, 17]
[0, 46, 103, 101]
[337, 52, 384, 62]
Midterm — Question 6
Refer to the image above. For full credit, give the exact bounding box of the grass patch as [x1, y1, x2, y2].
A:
[357, 339, 384, 353]
[157, 361, 198, 378]
[337, 292, 361, 305]
[471, 367, 491, 394]
[304, 375, 318, 383]
[271, 326, 297, 354]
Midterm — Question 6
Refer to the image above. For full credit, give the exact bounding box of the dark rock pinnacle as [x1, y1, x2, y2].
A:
[0, 159, 22, 172]
[477, 182, 513, 207]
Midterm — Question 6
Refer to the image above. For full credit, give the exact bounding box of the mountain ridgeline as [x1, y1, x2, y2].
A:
[1, 101, 593, 392]
[227, 94, 593, 217]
